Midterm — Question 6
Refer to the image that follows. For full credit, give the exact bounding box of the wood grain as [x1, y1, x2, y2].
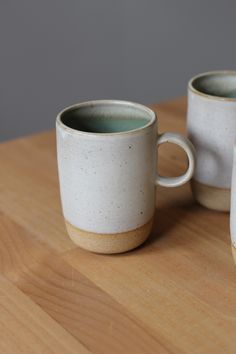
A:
[0, 97, 235, 353]
[0, 275, 90, 354]
[11, 254, 167, 354]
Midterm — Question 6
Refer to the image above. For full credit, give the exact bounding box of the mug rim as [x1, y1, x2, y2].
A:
[188, 70, 236, 102]
[56, 99, 157, 137]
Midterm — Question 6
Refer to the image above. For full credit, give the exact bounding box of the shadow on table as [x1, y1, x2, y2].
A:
[117, 183, 202, 256]
[146, 203, 195, 246]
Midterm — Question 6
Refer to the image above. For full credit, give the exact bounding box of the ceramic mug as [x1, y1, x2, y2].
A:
[187, 71, 236, 211]
[56, 100, 196, 254]
[230, 143, 236, 264]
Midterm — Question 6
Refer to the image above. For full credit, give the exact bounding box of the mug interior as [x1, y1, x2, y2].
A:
[59, 101, 155, 134]
[190, 72, 236, 99]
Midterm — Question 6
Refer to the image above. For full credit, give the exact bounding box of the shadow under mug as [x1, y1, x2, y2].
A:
[187, 71, 236, 211]
[56, 100, 196, 254]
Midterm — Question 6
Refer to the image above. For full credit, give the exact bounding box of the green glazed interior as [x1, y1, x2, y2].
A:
[192, 72, 236, 98]
[61, 102, 152, 133]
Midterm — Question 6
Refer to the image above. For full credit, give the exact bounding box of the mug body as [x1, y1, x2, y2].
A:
[230, 144, 236, 264]
[56, 100, 157, 253]
[187, 71, 236, 211]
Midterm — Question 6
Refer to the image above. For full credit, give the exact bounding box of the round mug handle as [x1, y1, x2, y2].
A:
[156, 132, 196, 187]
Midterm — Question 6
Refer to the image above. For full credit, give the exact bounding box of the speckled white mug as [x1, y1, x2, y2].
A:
[56, 100, 195, 254]
[187, 71, 236, 211]
[230, 143, 236, 264]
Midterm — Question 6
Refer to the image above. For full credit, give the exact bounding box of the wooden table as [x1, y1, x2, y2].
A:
[0, 97, 235, 354]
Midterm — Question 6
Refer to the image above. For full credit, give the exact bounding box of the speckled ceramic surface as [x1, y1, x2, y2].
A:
[187, 71, 236, 211]
[56, 100, 196, 253]
[230, 143, 236, 263]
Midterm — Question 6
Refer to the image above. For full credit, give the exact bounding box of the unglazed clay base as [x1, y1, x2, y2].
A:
[65, 218, 153, 254]
[191, 180, 230, 212]
[232, 246, 236, 265]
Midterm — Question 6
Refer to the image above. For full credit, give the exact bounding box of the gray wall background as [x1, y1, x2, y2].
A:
[1, 0, 236, 141]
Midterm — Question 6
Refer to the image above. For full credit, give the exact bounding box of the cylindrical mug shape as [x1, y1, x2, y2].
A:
[187, 71, 236, 211]
[56, 101, 157, 253]
[56, 100, 195, 253]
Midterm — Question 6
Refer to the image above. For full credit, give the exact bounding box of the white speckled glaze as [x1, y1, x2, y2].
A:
[230, 143, 236, 250]
[56, 100, 195, 236]
[187, 71, 236, 188]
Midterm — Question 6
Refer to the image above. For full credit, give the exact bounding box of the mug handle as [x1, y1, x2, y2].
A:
[156, 132, 196, 187]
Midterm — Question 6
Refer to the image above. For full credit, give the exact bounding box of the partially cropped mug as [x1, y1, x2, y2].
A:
[230, 142, 236, 264]
[187, 71, 236, 211]
[56, 100, 196, 254]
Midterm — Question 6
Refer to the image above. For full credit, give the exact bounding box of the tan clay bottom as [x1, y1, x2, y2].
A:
[65, 218, 154, 254]
[232, 246, 236, 265]
[191, 180, 230, 212]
